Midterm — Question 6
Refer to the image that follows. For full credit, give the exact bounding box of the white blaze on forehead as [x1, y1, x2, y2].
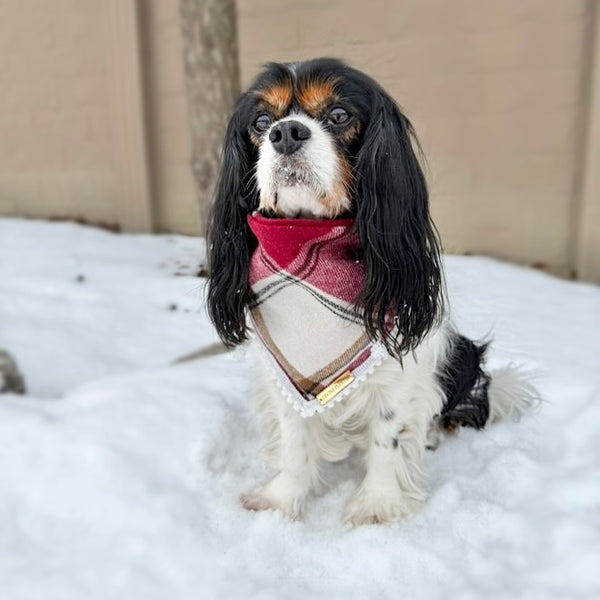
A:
[255, 112, 350, 218]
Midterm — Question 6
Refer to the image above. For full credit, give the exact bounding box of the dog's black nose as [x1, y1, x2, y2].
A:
[269, 120, 311, 155]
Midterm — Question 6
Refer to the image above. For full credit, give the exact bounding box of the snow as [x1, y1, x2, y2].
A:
[1, 218, 599, 600]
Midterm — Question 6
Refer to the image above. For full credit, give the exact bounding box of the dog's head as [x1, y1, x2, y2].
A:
[207, 58, 444, 356]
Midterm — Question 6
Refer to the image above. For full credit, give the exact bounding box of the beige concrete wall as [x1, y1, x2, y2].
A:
[0, 0, 153, 231]
[142, 0, 200, 235]
[237, 0, 598, 280]
[0, 0, 198, 234]
[577, 1, 600, 283]
[0, 1, 122, 227]
[0, 0, 597, 281]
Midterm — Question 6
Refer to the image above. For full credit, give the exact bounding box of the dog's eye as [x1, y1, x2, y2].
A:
[328, 107, 350, 126]
[253, 114, 272, 133]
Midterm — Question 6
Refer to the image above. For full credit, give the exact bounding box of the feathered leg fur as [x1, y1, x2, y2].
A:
[241, 363, 324, 520]
[243, 333, 447, 524]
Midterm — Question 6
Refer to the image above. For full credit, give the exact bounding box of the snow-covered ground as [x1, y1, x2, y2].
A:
[1, 218, 599, 600]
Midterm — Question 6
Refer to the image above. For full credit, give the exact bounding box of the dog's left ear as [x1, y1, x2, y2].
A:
[354, 87, 445, 357]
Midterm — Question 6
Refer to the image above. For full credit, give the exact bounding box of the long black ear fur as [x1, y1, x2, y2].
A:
[206, 101, 257, 347]
[354, 88, 444, 357]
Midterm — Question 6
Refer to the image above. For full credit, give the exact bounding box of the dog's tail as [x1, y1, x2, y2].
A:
[486, 364, 541, 424]
[437, 334, 540, 431]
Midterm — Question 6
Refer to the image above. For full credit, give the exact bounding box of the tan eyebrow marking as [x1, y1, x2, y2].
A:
[258, 83, 293, 114]
[297, 79, 338, 115]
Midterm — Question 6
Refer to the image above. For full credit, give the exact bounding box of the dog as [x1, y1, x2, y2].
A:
[206, 58, 538, 525]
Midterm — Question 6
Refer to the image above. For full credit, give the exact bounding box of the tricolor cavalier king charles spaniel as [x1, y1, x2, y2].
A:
[206, 58, 538, 525]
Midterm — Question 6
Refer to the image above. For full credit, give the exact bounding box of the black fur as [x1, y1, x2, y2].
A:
[351, 76, 444, 357]
[207, 58, 444, 355]
[205, 92, 257, 346]
[437, 334, 491, 430]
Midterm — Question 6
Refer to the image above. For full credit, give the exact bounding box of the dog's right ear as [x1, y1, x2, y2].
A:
[206, 98, 257, 347]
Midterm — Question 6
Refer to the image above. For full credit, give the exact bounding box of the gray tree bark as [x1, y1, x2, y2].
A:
[179, 0, 240, 234]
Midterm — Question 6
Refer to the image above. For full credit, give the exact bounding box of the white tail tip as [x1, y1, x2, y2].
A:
[488, 364, 542, 424]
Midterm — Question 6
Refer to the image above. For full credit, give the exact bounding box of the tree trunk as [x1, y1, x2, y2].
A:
[179, 0, 240, 234]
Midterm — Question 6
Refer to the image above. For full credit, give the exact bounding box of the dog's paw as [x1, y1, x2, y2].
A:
[342, 486, 421, 526]
[240, 491, 276, 512]
[240, 474, 308, 521]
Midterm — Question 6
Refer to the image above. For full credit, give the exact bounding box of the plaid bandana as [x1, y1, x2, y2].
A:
[247, 213, 389, 417]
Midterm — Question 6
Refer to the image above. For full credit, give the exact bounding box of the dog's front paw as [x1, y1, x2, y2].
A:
[342, 486, 422, 526]
[240, 474, 308, 521]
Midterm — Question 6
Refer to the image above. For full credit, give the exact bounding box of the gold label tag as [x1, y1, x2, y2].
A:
[316, 371, 355, 406]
